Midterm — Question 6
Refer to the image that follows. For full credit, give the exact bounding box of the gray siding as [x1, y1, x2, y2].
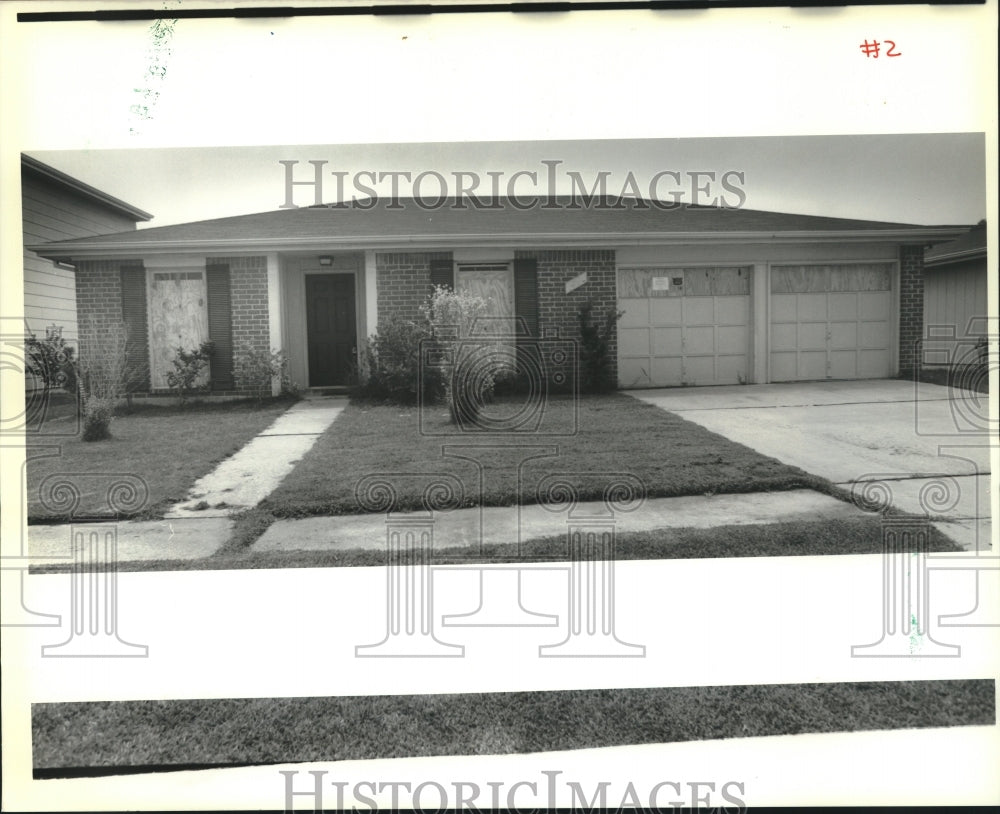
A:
[923, 258, 988, 363]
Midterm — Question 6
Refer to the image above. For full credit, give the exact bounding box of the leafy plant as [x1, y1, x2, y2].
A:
[577, 300, 624, 394]
[76, 316, 149, 440]
[80, 395, 115, 442]
[234, 342, 295, 402]
[165, 341, 214, 403]
[360, 319, 441, 405]
[421, 285, 511, 424]
[24, 329, 77, 394]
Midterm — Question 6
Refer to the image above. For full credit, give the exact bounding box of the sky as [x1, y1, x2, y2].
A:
[31, 133, 987, 231]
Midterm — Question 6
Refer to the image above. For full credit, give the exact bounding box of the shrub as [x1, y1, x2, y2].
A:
[578, 300, 623, 393]
[421, 285, 511, 424]
[165, 341, 214, 403]
[24, 329, 77, 394]
[234, 342, 295, 401]
[75, 316, 148, 439]
[81, 395, 115, 442]
[360, 319, 441, 405]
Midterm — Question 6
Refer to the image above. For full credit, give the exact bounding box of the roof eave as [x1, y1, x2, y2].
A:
[925, 246, 988, 267]
[21, 155, 154, 222]
[28, 226, 967, 261]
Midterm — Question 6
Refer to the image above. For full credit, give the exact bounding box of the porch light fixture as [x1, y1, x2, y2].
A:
[319, 256, 333, 266]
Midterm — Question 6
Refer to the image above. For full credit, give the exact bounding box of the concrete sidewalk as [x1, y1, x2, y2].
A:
[253, 488, 868, 553]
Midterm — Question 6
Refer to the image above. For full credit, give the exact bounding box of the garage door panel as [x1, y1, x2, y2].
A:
[684, 325, 716, 352]
[650, 356, 683, 385]
[717, 325, 747, 354]
[682, 298, 715, 324]
[715, 296, 749, 323]
[770, 352, 797, 382]
[651, 327, 682, 356]
[859, 291, 892, 319]
[716, 354, 748, 384]
[771, 322, 797, 351]
[798, 322, 828, 349]
[796, 294, 828, 321]
[829, 350, 857, 379]
[798, 351, 828, 380]
[619, 357, 652, 387]
[619, 299, 649, 327]
[649, 298, 683, 324]
[619, 266, 751, 388]
[769, 264, 894, 383]
[828, 293, 858, 320]
[858, 349, 891, 378]
[683, 356, 718, 384]
[859, 321, 890, 348]
[619, 327, 651, 356]
[829, 322, 858, 349]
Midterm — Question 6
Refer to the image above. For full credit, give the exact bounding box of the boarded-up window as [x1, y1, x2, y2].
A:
[618, 267, 750, 298]
[771, 263, 892, 294]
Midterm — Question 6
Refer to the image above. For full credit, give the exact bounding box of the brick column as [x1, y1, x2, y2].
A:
[898, 244, 925, 377]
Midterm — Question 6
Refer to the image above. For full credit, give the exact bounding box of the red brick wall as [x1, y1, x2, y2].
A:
[73, 258, 145, 379]
[375, 252, 452, 326]
[215, 256, 270, 395]
[899, 244, 925, 376]
[516, 248, 619, 382]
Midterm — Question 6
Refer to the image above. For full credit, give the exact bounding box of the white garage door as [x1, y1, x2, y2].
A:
[769, 263, 894, 382]
[618, 266, 751, 387]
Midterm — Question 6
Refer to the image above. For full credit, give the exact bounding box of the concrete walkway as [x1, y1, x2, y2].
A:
[165, 396, 347, 518]
[630, 380, 993, 551]
[253, 488, 866, 552]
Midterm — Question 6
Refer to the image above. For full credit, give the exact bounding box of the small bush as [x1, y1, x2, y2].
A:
[234, 343, 295, 401]
[578, 300, 623, 393]
[165, 341, 214, 403]
[81, 395, 115, 442]
[24, 330, 77, 394]
[361, 320, 442, 405]
[422, 285, 510, 423]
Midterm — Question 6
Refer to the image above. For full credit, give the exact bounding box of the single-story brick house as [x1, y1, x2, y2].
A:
[922, 220, 990, 370]
[28, 196, 968, 395]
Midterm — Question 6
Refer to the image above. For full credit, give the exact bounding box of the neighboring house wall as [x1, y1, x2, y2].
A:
[923, 257, 989, 365]
[22, 169, 141, 343]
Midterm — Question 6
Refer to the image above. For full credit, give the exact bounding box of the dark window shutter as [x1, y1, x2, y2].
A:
[429, 258, 454, 292]
[119, 266, 150, 391]
[513, 258, 539, 338]
[206, 264, 234, 391]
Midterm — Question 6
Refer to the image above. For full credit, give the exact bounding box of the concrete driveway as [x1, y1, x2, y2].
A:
[630, 379, 994, 551]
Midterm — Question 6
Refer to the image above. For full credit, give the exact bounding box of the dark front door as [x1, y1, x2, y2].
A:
[306, 274, 357, 386]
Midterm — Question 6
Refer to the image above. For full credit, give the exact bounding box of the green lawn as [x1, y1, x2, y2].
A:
[26, 399, 294, 521]
[29, 515, 962, 573]
[262, 393, 828, 519]
[32, 679, 994, 774]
